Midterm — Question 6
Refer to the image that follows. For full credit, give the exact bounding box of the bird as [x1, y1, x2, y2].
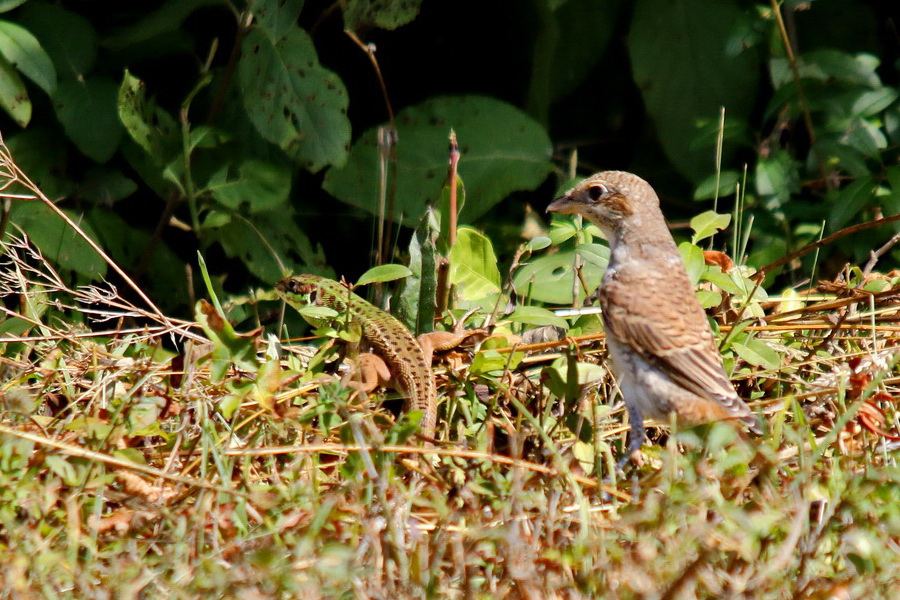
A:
[546, 171, 761, 466]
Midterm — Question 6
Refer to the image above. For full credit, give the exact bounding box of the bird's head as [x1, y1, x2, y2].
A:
[546, 171, 660, 233]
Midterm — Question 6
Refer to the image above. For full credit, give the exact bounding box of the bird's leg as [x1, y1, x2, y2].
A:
[616, 404, 648, 473]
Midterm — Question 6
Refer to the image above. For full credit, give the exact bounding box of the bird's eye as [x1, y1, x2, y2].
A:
[587, 184, 607, 201]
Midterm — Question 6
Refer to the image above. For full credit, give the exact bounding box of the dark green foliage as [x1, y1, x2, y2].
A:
[0, 0, 895, 314]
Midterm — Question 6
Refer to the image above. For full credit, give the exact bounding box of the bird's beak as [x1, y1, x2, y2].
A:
[546, 194, 576, 214]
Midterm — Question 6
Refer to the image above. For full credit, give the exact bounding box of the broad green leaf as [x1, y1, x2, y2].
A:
[828, 175, 878, 232]
[690, 211, 732, 245]
[771, 49, 880, 89]
[54, 77, 123, 163]
[528, 0, 623, 124]
[9, 202, 106, 278]
[732, 335, 780, 370]
[0, 54, 28, 126]
[18, 2, 96, 79]
[0, 20, 56, 95]
[678, 241, 706, 286]
[513, 251, 603, 306]
[526, 236, 551, 252]
[504, 306, 569, 330]
[250, 0, 304, 40]
[548, 219, 579, 245]
[814, 137, 871, 178]
[343, 0, 423, 31]
[572, 440, 595, 470]
[324, 95, 553, 225]
[206, 159, 291, 212]
[755, 149, 799, 207]
[696, 289, 722, 309]
[5, 128, 73, 199]
[575, 243, 610, 268]
[238, 27, 350, 172]
[628, 0, 759, 181]
[209, 208, 328, 283]
[356, 264, 412, 287]
[117, 70, 179, 164]
[0, 1, 27, 12]
[300, 305, 339, 321]
[88, 209, 185, 311]
[852, 87, 899, 118]
[448, 226, 501, 301]
[700, 267, 743, 295]
[548, 360, 606, 386]
[471, 348, 524, 375]
[79, 167, 138, 204]
[694, 171, 740, 201]
[884, 164, 900, 221]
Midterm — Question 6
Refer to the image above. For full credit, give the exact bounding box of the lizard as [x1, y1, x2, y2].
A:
[276, 274, 438, 438]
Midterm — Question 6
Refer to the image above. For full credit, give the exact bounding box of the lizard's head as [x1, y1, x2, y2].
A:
[276, 275, 321, 306]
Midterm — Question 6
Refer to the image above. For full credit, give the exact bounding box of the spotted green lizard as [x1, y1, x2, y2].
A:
[276, 274, 437, 438]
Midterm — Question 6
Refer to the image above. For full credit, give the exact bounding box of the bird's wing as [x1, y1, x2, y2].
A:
[599, 265, 746, 411]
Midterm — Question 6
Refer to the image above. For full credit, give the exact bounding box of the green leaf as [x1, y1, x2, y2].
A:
[209, 208, 328, 283]
[700, 267, 743, 295]
[0, 54, 28, 126]
[54, 77, 123, 163]
[789, 49, 880, 88]
[45, 455, 78, 485]
[529, 0, 623, 115]
[356, 264, 412, 287]
[0, 20, 56, 95]
[548, 359, 606, 386]
[5, 128, 73, 199]
[693, 171, 740, 201]
[755, 149, 799, 207]
[828, 175, 878, 232]
[678, 241, 705, 286]
[206, 159, 291, 212]
[9, 202, 107, 278]
[548, 219, 579, 245]
[690, 211, 732, 244]
[88, 210, 185, 312]
[696, 289, 722, 309]
[238, 27, 350, 173]
[732, 335, 780, 370]
[79, 168, 138, 204]
[0, 1, 27, 12]
[471, 348, 524, 375]
[852, 87, 899, 117]
[448, 226, 501, 301]
[195, 299, 259, 382]
[300, 305, 339, 321]
[504, 306, 569, 330]
[398, 213, 437, 335]
[512, 251, 603, 305]
[250, 0, 304, 40]
[575, 243, 610, 268]
[526, 236, 551, 252]
[117, 70, 179, 164]
[628, 0, 760, 181]
[18, 2, 96, 80]
[343, 0, 423, 31]
[324, 95, 553, 225]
